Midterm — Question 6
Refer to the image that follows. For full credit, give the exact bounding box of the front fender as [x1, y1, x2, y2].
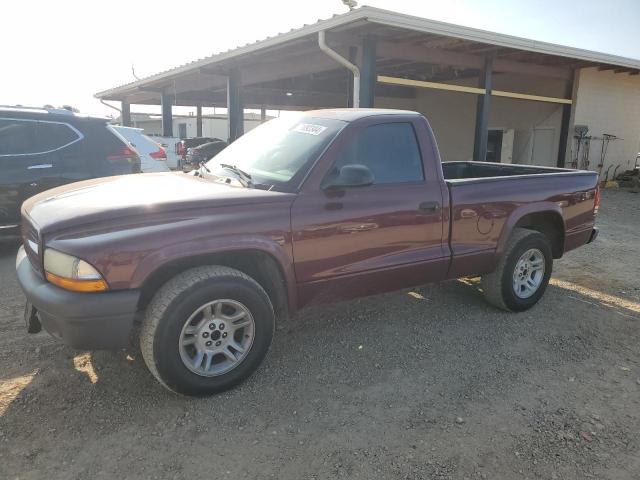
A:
[130, 233, 297, 311]
[45, 201, 297, 310]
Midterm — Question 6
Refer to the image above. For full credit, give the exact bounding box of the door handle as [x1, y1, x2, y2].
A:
[27, 164, 53, 170]
[418, 201, 440, 212]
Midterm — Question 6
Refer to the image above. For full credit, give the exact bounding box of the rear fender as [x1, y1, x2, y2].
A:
[495, 202, 565, 258]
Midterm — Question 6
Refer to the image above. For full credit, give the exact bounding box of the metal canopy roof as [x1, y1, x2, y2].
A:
[95, 6, 640, 107]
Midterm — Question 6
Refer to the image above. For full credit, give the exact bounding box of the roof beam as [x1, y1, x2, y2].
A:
[137, 86, 165, 93]
[200, 67, 222, 75]
[598, 65, 634, 74]
[454, 43, 496, 53]
[488, 57, 571, 80]
[164, 88, 348, 110]
[563, 60, 596, 69]
[377, 41, 572, 80]
[377, 75, 572, 104]
[420, 37, 468, 49]
[378, 75, 485, 94]
[378, 41, 483, 69]
[261, 74, 416, 99]
[241, 50, 346, 86]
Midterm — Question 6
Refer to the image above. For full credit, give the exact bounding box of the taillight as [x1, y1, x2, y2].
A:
[594, 185, 601, 215]
[107, 146, 141, 172]
[107, 146, 137, 161]
[150, 147, 166, 160]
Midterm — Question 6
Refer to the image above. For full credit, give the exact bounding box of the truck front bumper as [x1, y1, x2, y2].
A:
[16, 247, 140, 349]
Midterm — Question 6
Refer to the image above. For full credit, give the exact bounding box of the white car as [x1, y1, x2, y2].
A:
[113, 126, 170, 173]
[150, 135, 182, 169]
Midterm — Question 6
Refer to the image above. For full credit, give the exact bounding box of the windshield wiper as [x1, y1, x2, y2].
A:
[219, 164, 253, 187]
[197, 162, 211, 177]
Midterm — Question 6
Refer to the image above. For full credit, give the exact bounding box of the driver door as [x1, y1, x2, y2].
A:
[291, 116, 447, 307]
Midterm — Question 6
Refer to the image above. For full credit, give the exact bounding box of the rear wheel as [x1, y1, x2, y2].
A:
[140, 266, 274, 396]
[481, 228, 553, 312]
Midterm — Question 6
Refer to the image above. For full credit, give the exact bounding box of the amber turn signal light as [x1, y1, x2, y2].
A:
[45, 272, 109, 293]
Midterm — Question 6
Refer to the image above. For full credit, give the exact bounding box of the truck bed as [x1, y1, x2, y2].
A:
[441, 160, 599, 279]
[442, 161, 580, 182]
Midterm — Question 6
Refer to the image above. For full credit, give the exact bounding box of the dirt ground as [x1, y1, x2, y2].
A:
[1, 189, 639, 480]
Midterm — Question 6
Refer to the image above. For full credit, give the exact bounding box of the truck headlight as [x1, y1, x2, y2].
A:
[43, 249, 108, 292]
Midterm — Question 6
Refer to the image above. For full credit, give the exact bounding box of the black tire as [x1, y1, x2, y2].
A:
[481, 228, 553, 312]
[140, 266, 274, 396]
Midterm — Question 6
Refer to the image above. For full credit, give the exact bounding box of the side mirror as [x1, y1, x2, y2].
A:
[323, 164, 374, 189]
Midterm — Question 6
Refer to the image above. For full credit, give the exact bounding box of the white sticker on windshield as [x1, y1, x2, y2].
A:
[293, 123, 328, 136]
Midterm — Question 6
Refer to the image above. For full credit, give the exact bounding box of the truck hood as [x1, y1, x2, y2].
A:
[23, 172, 294, 234]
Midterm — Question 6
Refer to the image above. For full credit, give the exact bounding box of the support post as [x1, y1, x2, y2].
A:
[557, 71, 576, 168]
[161, 93, 173, 137]
[121, 101, 131, 127]
[260, 107, 266, 123]
[359, 36, 376, 108]
[196, 105, 203, 137]
[347, 46, 358, 108]
[227, 69, 244, 142]
[473, 56, 493, 162]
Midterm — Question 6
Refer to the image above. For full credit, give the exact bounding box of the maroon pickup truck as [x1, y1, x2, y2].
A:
[16, 109, 599, 396]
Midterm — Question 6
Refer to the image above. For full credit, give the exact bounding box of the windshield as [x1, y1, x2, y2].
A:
[205, 115, 346, 189]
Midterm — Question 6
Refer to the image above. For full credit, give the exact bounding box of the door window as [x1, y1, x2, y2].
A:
[0, 118, 80, 155]
[0, 119, 38, 155]
[328, 122, 424, 185]
[37, 121, 80, 152]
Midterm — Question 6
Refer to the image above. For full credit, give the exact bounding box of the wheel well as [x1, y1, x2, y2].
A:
[137, 250, 289, 317]
[515, 212, 565, 258]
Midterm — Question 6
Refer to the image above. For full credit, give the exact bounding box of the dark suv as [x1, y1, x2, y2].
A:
[0, 106, 140, 233]
[176, 137, 218, 170]
[183, 139, 227, 171]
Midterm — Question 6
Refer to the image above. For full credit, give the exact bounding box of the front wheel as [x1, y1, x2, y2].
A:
[140, 266, 275, 396]
[481, 228, 553, 312]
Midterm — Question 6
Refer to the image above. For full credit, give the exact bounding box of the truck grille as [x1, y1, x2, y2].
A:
[21, 219, 42, 275]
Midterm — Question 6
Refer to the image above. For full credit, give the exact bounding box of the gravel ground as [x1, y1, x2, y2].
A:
[1, 189, 639, 480]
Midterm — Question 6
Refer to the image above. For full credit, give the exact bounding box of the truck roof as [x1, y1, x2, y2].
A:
[302, 108, 420, 122]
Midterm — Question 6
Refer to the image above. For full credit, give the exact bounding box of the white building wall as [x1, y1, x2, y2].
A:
[573, 67, 640, 173]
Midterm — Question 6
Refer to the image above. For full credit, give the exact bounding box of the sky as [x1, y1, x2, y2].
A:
[3, 0, 639, 117]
